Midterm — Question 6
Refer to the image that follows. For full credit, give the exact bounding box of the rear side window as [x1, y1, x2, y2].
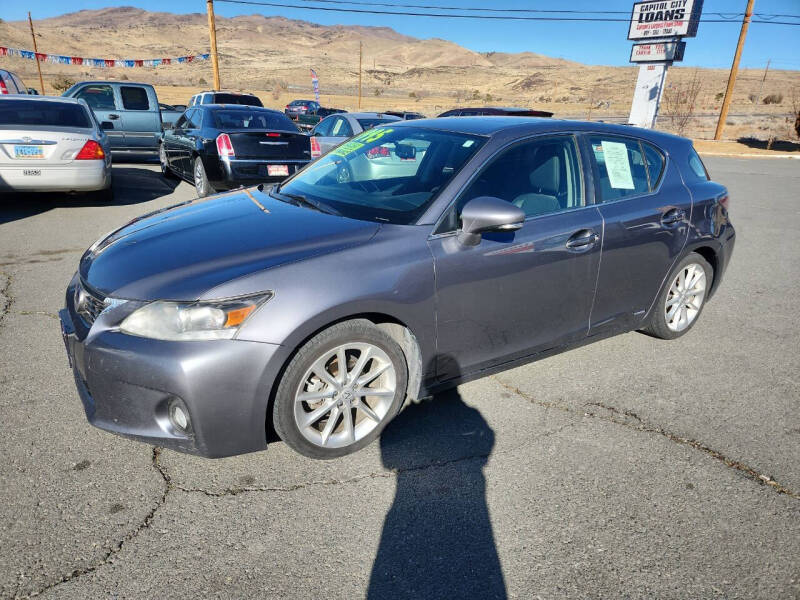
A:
[686, 147, 709, 182]
[588, 136, 650, 202]
[74, 85, 115, 110]
[331, 117, 353, 137]
[0, 100, 91, 128]
[642, 142, 666, 188]
[356, 118, 396, 130]
[120, 86, 150, 111]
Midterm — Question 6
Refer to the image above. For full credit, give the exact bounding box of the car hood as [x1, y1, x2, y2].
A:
[79, 187, 379, 301]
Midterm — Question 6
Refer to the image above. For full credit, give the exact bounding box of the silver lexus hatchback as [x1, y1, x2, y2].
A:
[60, 118, 735, 459]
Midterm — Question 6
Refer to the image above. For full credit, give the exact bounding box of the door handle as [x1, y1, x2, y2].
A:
[565, 229, 599, 250]
[661, 208, 685, 226]
[108, 114, 120, 120]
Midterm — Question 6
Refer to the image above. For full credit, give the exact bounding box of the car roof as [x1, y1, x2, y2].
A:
[77, 80, 152, 87]
[390, 116, 688, 145]
[201, 104, 282, 113]
[346, 112, 402, 120]
[0, 95, 83, 105]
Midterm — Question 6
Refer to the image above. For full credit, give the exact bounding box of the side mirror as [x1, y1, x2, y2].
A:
[458, 196, 525, 246]
[395, 143, 416, 160]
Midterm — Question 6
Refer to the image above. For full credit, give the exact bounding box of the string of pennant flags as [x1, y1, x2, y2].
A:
[0, 46, 210, 68]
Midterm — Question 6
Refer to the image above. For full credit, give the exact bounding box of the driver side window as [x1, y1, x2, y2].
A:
[437, 136, 584, 233]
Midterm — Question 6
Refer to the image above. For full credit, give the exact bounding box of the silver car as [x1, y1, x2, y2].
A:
[0, 96, 112, 197]
[310, 112, 401, 156]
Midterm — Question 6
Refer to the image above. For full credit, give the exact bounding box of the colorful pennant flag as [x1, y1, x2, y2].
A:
[0, 47, 210, 68]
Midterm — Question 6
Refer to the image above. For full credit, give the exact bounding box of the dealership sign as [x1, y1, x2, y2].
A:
[628, 0, 703, 40]
[630, 41, 686, 62]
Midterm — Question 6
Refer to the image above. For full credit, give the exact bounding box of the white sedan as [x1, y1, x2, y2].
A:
[0, 96, 112, 197]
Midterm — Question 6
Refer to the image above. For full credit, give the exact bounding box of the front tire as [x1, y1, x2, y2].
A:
[193, 156, 215, 197]
[642, 253, 712, 340]
[273, 320, 408, 459]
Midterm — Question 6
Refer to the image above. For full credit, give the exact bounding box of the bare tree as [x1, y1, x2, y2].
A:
[791, 87, 800, 140]
[661, 70, 703, 136]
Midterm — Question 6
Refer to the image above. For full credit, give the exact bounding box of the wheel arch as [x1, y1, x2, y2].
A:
[684, 242, 720, 297]
[264, 312, 426, 443]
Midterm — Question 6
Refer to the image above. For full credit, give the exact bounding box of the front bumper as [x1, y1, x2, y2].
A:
[59, 277, 284, 458]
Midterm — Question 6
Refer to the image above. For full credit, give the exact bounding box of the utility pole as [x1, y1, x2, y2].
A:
[714, 0, 755, 140]
[358, 41, 363, 109]
[754, 58, 770, 104]
[27, 13, 45, 95]
[206, 0, 221, 91]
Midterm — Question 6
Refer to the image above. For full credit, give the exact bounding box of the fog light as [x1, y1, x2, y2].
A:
[168, 400, 191, 433]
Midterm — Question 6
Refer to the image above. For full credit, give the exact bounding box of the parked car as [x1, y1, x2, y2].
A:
[438, 107, 554, 118]
[62, 81, 162, 154]
[384, 111, 425, 120]
[293, 107, 347, 132]
[0, 96, 112, 197]
[0, 69, 30, 95]
[189, 91, 262, 107]
[159, 103, 185, 128]
[59, 117, 734, 460]
[284, 99, 320, 118]
[159, 104, 310, 196]
[309, 112, 401, 156]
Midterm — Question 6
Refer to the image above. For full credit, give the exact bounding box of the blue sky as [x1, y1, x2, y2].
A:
[4, 0, 800, 69]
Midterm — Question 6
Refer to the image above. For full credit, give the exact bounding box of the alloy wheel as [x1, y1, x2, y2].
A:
[194, 160, 206, 195]
[293, 343, 397, 449]
[664, 263, 707, 332]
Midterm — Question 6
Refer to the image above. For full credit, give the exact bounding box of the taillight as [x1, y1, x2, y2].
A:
[366, 146, 390, 159]
[216, 133, 234, 158]
[266, 132, 280, 137]
[0, 79, 8, 95]
[310, 136, 321, 159]
[75, 140, 105, 160]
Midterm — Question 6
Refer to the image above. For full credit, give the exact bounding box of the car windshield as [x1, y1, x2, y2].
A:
[277, 126, 486, 224]
[213, 109, 298, 131]
[356, 117, 397, 129]
[0, 100, 91, 128]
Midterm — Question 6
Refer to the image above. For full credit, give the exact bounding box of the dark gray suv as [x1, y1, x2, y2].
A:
[60, 118, 735, 459]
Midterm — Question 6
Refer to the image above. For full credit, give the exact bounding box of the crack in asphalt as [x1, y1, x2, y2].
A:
[19, 448, 172, 599]
[493, 377, 799, 500]
[15, 311, 60, 321]
[0, 272, 13, 329]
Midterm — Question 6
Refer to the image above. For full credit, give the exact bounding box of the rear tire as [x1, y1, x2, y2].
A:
[193, 156, 215, 197]
[272, 320, 408, 459]
[642, 253, 713, 340]
[159, 144, 177, 179]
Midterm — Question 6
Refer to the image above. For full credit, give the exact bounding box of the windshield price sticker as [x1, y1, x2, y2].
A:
[332, 128, 395, 158]
[601, 141, 635, 190]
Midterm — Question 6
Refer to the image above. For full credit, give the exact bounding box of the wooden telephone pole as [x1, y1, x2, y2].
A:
[27, 13, 45, 95]
[206, 0, 221, 91]
[714, 0, 755, 140]
[358, 41, 363, 109]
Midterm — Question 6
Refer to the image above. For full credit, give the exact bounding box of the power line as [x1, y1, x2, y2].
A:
[216, 0, 800, 25]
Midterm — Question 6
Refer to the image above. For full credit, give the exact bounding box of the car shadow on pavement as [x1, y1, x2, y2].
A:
[0, 166, 182, 225]
[367, 383, 507, 599]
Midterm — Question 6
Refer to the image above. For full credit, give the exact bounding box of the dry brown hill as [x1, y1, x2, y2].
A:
[1, 7, 798, 139]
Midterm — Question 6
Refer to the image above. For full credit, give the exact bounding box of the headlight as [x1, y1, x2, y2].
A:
[119, 293, 272, 341]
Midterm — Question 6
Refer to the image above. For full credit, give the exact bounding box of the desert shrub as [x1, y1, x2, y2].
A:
[51, 76, 75, 93]
[120, 74, 129, 81]
[715, 92, 724, 101]
[198, 77, 207, 86]
[271, 85, 281, 100]
[748, 93, 758, 103]
[484, 93, 493, 103]
[408, 91, 416, 98]
[374, 88, 382, 97]
[471, 89, 480, 100]
[662, 70, 702, 136]
[763, 93, 783, 105]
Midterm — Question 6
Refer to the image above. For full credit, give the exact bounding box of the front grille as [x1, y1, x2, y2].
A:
[75, 280, 106, 326]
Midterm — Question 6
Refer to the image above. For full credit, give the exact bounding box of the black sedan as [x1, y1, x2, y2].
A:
[160, 105, 311, 196]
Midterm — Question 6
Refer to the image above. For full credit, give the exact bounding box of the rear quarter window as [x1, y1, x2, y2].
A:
[686, 147, 710, 182]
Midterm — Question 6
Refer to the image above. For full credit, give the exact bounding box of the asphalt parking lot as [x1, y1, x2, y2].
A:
[0, 156, 798, 599]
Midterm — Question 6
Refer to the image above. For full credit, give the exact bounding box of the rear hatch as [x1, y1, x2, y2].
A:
[227, 131, 310, 160]
[0, 127, 91, 166]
